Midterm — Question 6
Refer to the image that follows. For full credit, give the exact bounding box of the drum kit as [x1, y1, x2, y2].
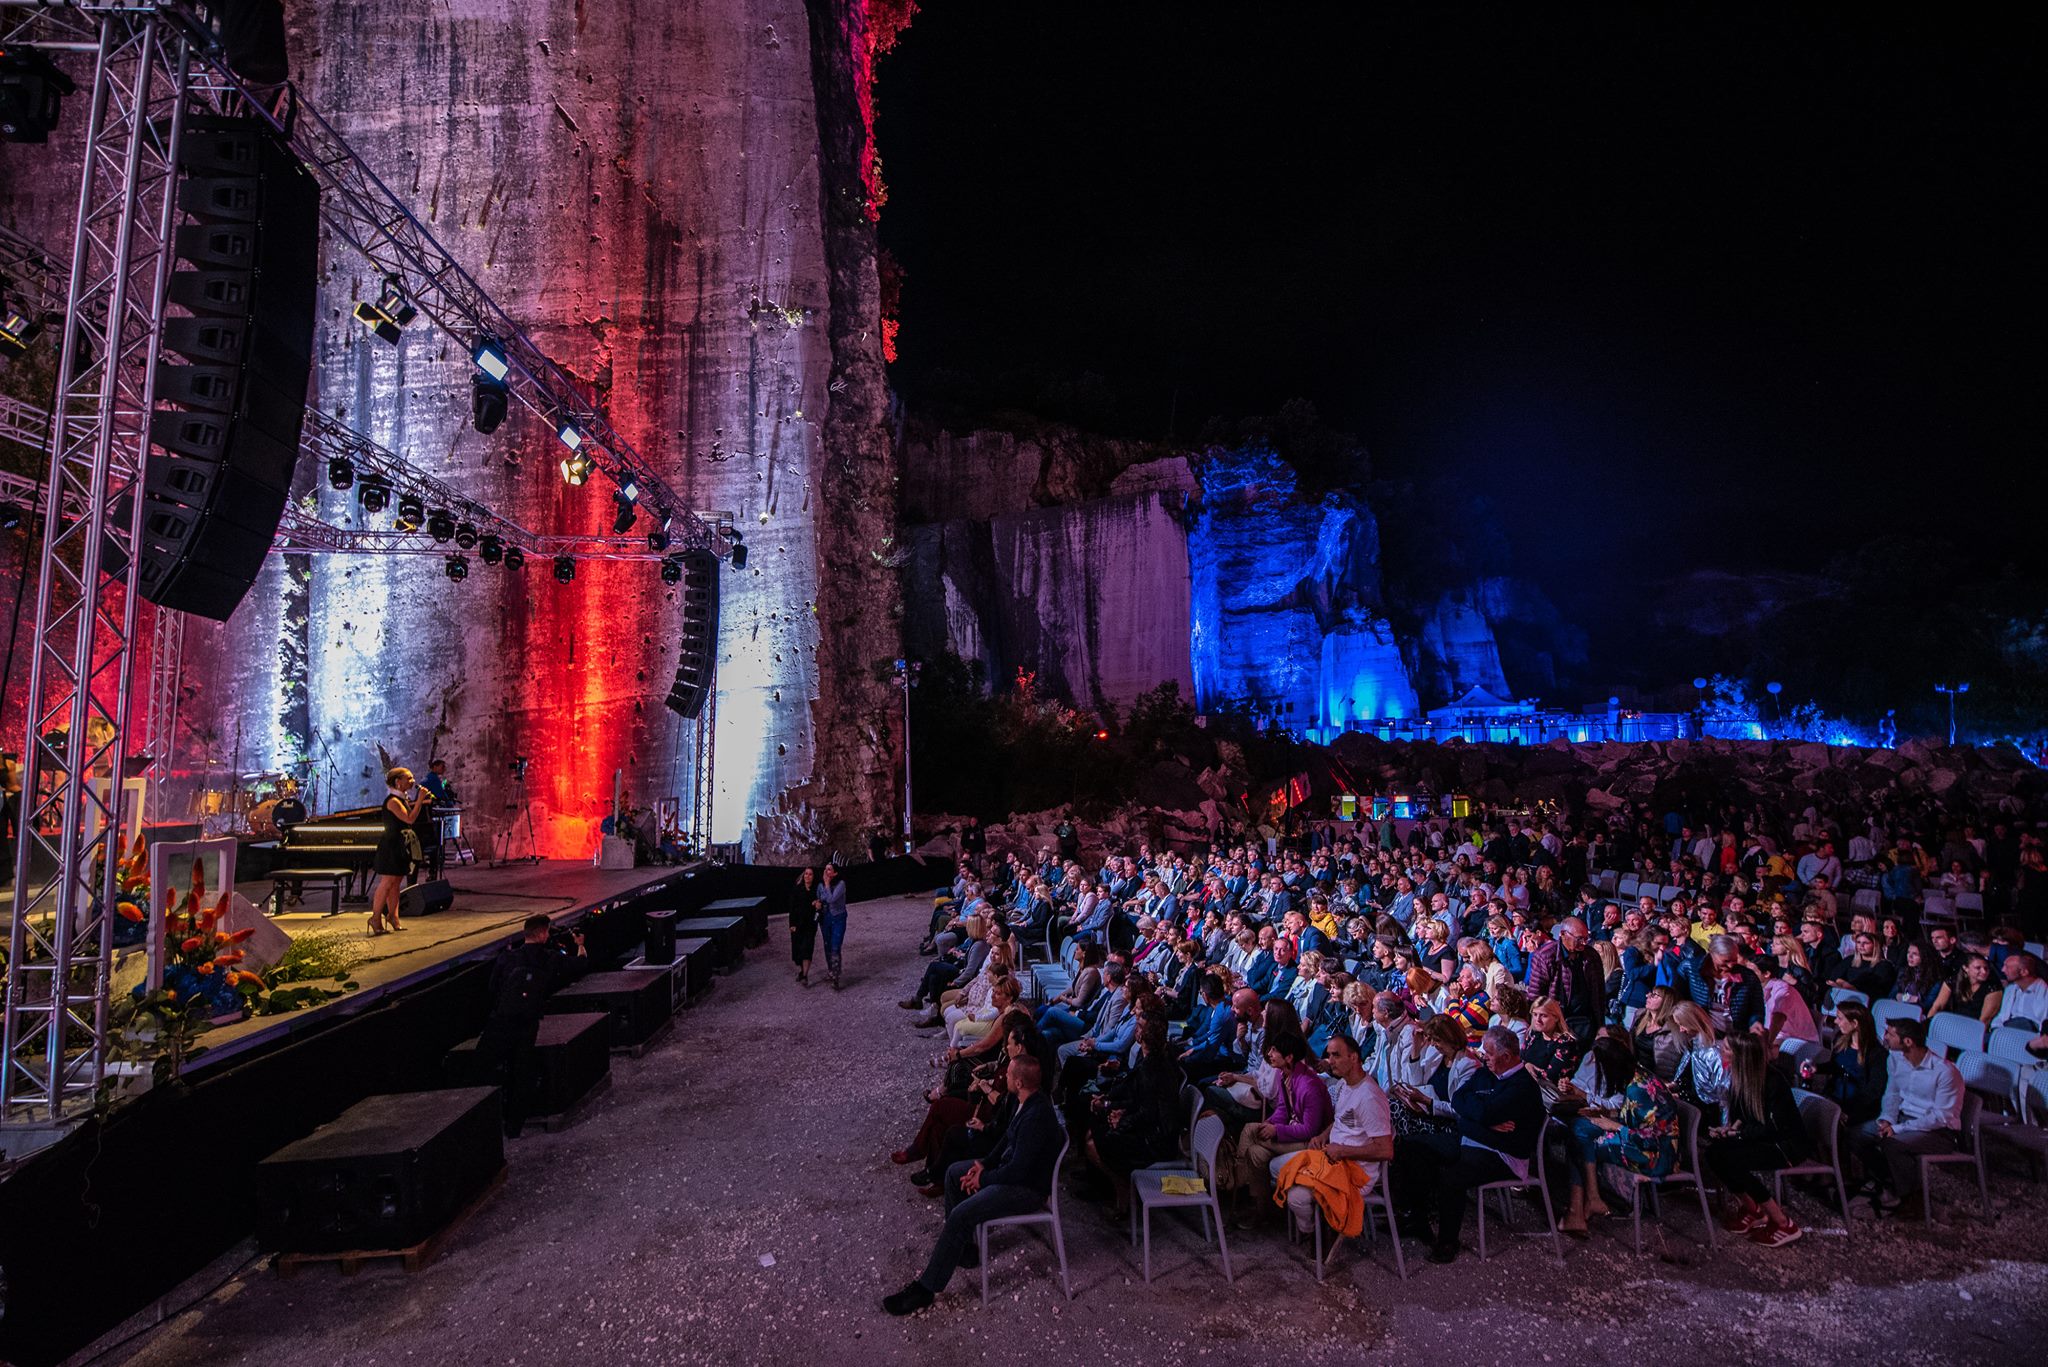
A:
[198, 767, 292, 838]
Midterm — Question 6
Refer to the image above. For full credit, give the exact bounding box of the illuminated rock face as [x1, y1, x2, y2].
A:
[167, 0, 874, 857]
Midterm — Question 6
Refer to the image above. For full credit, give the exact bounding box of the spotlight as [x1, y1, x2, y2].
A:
[660, 555, 682, 585]
[479, 534, 504, 564]
[326, 456, 355, 490]
[453, 521, 479, 549]
[358, 477, 391, 513]
[0, 307, 41, 358]
[444, 554, 468, 581]
[615, 477, 640, 504]
[426, 508, 456, 542]
[0, 503, 23, 531]
[352, 274, 418, 346]
[503, 545, 525, 570]
[471, 372, 508, 434]
[0, 49, 78, 145]
[612, 498, 636, 535]
[730, 540, 748, 570]
[395, 494, 424, 532]
[555, 416, 584, 452]
[646, 528, 671, 553]
[553, 555, 576, 584]
[470, 337, 510, 382]
[558, 451, 592, 486]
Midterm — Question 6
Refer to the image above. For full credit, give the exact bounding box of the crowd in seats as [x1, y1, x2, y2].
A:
[883, 791, 2048, 1312]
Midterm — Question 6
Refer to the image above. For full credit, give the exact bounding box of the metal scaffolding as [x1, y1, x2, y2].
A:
[2, 5, 189, 1119]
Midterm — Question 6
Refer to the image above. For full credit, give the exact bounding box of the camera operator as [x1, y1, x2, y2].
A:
[481, 914, 586, 1136]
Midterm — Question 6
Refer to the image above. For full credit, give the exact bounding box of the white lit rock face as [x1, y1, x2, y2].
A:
[1411, 592, 1515, 706]
[181, 0, 839, 855]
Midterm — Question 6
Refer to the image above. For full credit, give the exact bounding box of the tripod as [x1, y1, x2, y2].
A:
[493, 764, 541, 866]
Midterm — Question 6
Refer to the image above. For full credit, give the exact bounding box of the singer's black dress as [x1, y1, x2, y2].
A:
[371, 796, 411, 877]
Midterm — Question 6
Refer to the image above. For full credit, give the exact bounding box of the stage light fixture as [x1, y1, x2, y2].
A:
[353, 274, 418, 346]
[358, 477, 391, 513]
[646, 528, 670, 553]
[326, 456, 355, 490]
[426, 508, 456, 542]
[395, 494, 424, 532]
[444, 554, 468, 581]
[0, 306, 41, 358]
[615, 477, 640, 504]
[558, 451, 592, 486]
[470, 337, 510, 382]
[660, 555, 682, 585]
[0, 503, 23, 531]
[471, 372, 508, 434]
[612, 497, 636, 535]
[479, 534, 504, 564]
[453, 521, 479, 549]
[553, 555, 576, 584]
[729, 538, 748, 570]
[555, 416, 584, 452]
[503, 546, 526, 571]
[0, 49, 78, 144]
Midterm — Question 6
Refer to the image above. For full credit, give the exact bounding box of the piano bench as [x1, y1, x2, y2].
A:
[271, 869, 357, 918]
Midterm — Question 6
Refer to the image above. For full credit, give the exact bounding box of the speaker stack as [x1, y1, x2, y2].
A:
[663, 550, 720, 718]
[141, 114, 319, 621]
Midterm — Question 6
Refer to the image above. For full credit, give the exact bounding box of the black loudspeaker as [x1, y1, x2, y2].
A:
[663, 550, 720, 719]
[253, 1088, 503, 1253]
[442, 1012, 611, 1128]
[543, 969, 674, 1050]
[400, 878, 454, 918]
[644, 908, 677, 966]
[140, 115, 319, 620]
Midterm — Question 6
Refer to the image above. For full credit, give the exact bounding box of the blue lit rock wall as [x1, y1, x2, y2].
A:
[1188, 448, 1415, 729]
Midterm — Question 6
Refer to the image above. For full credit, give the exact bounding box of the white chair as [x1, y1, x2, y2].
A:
[1825, 988, 1869, 1012]
[1777, 1035, 1825, 1073]
[1956, 1049, 2020, 1116]
[1774, 1090, 1852, 1234]
[1612, 1097, 1717, 1254]
[1129, 1114, 1233, 1283]
[1871, 998, 1923, 1033]
[1850, 888, 1882, 918]
[1919, 895, 1956, 931]
[1929, 1012, 1986, 1058]
[1595, 870, 1620, 895]
[2025, 941, 2046, 961]
[1617, 875, 1641, 902]
[1917, 1092, 1989, 1223]
[1982, 1070, 2048, 1178]
[979, 1135, 1073, 1304]
[1293, 1159, 1406, 1282]
[1658, 884, 1682, 904]
[1473, 1116, 1563, 1262]
[1988, 1026, 2042, 1067]
[1954, 891, 1985, 918]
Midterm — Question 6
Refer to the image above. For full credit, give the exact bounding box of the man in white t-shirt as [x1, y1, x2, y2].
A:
[1992, 953, 2048, 1031]
[1270, 1032, 1395, 1235]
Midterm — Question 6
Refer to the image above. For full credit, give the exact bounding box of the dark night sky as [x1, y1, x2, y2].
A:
[876, 5, 2044, 651]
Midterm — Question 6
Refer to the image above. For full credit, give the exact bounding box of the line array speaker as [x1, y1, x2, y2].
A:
[140, 114, 319, 620]
[664, 551, 720, 719]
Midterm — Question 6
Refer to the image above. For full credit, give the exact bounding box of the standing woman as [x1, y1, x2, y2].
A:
[817, 861, 849, 989]
[789, 866, 820, 987]
[368, 767, 433, 935]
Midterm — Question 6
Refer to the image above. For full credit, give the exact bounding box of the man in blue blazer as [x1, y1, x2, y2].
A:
[1389, 1025, 1545, 1264]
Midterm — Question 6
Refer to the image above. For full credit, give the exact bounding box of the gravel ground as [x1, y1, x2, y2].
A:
[102, 894, 2045, 1367]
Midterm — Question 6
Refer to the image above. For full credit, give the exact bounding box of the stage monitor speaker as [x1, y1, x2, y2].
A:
[400, 878, 454, 918]
[140, 114, 318, 621]
[663, 550, 720, 719]
[644, 908, 677, 966]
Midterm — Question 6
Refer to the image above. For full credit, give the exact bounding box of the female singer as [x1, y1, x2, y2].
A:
[368, 766, 433, 935]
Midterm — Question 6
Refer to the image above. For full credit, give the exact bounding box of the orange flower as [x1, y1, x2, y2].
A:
[215, 951, 245, 966]
[223, 927, 255, 944]
[116, 901, 144, 923]
[165, 990, 178, 1001]
[189, 861, 206, 897]
[234, 970, 265, 987]
[180, 936, 203, 954]
[195, 961, 214, 975]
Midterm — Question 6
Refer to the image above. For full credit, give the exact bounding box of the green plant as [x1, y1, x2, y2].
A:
[266, 929, 368, 985]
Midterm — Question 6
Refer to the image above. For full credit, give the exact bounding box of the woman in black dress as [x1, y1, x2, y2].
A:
[368, 766, 434, 935]
[789, 866, 819, 986]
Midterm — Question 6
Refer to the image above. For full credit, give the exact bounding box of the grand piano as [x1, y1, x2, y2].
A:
[268, 806, 384, 915]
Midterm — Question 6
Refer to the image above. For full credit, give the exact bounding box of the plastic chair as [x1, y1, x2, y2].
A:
[1917, 1092, 1989, 1223]
[1617, 876, 1641, 902]
[979, 1134, 1073, 1304]
[1777, 1035, 1825, 1073]
[1773, 1090, 1852, 1234]
[1292, 1159, 1406, 1282]
[1595, 870, 1620, 895]
[1871, 999, 1923, 1033]
[1850, 889, 1882, 917]
[1988, 1026, 2042, 1067]
[1613, 1097, 1717, 1254]
[1657, 885, 1682, 904]
[1954, 891, 1984, 918]
[1473, 1116, 1563, 1262]
[1919, 896, 1957, 931]
[1129, 1114, 1233, 1283]
[1956, 1049, 2020, 1115]
[1928, 1012, 1986, 1058]
[1825, 988, 1869, 1012]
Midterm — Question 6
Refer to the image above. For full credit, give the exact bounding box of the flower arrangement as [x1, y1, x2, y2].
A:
[111, 834, 151, 948]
